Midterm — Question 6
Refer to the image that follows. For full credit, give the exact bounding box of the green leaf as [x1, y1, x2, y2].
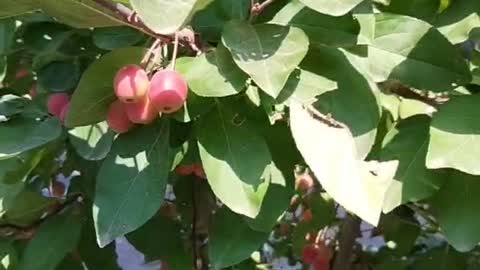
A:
[369, 14, 471, 92]
[192, 0, 250, 41]
[270, 0, 361, 47]
[66, 47, 145, 128]
[68, 122, 115, 161]
[37, 60, 80, 92]
[93, 26, 144, 51]
[427, 95, 480, 175]
[0, 118, 62, 160]
[222, 21, 309, 98]
[0, 0, 35, 19]
[290, 103, 398, 225]
[380, 115, 445, 213]
[209, 209, 269, 269]
[275, 69, 337, 106]
[176, 44, 248, 97]
[38, 0, 123, 28]
[432, 171, 480, 252]
[0, 95, 28, 117]
[196, 100, 272, 218]
[131, 0, 213, 35]
[94, 120, 172, 247]
[380, 0, 440, 22]
[0, 19, 15, 55]
[18, 208, 83, 270]
[0, 191, 56, 227]
[381, 212, 420, 256]
[0, 241, 17, 270]
[128, 215, 192, 269]
[411, 247, 466, 269]
[303, 46, 380, 159]
[435, 0, 480, 44]
[352, 0, 375, 45]
[299, 0, 365, 16]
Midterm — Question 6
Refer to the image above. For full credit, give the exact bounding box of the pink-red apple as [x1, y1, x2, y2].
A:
[107, 100, 134, 134]
[47, 93, 70, 117]
[125, 97, 158, 124]
[149, 70, 188, 113]
[114, 65, 150, 103]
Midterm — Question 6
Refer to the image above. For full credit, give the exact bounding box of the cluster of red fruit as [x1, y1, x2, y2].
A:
[107, 65, 188, 133]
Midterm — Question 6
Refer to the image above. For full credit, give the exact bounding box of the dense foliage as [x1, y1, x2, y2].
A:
[0, 0, 480, 269]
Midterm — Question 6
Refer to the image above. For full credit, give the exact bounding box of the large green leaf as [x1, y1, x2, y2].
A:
[209, 209, 269, 269]
[66, 47, 145, 127]
[0, 19, 15, 56]
[92, 26, 144, 51]
[0, 0, 122, 28]
[432, 171, 480, 252]
[0, 191, 56, 227]
[0, 118, 62, 160]
[380, 0, 440, 22]
[299, 0, 365, 16]
[302, 46, 380, 159]
[435, 0, 480, 44]
[369, 14, 471, 92]
[128, 215, 192, 269]
[290, 103, 398, 225]
[18, 209, 83, 270]
[131, 0, 213, 35]
[176, 44, 248, 97]
[94, 120, 172, 247]
[222, 21, 309, 98]
[270, 0, 361, 47]
[427, 95, 480, 175]
[0, 0, 35, 19]
[192, 0, 250, 41]
[275, 69, 337, 106]
[68, 122, 115, 161]
[0, 241, 17, 270]
[380, 115, 445, 212]
[352, 0, 375, 45]
[196, 100, 272, 218]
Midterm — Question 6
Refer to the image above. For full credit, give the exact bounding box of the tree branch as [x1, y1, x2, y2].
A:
[379, 81, 449, 108]
[250, 0, 276, 21]
[332, 215, 361, 270]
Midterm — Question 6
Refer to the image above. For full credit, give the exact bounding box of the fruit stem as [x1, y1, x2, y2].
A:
[171, 31, 180, 70]
[141, 39, 162, 67]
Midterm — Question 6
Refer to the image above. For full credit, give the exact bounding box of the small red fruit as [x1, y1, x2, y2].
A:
[149, 70, 188, 113]
[295, 173, 315, 192]
[50, 181, 66, 197]
[114, 65, 150, 103]
[47, 93, 70, 117]
[302, 244, 320, 265]
[303, 209, 313, 222]
[59, 102, 70, 123]
[312, 259, 330, 270]
[125, 97, 158, 124]
[193, 164, 206, 179]
[175, 164, 195, 176]
[107, 100, 134, 134]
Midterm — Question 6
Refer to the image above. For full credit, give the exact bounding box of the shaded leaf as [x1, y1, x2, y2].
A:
[94, 120, 172, 247]
[299, 0, 365, 16]
[68, 122, 115, 161]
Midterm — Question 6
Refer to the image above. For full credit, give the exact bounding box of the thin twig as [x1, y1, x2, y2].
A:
[250, 0, 276, 21]
[171, 32, 180, 70]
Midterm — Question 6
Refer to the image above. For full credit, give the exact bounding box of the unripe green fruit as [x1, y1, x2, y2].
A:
[47, 93, 70, 117]
[114, 65, 150, 103]
[107, 100, 134, 134]
[149, 70, 188, 113]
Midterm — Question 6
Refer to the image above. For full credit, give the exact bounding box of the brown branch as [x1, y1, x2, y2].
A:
[332, 215, 361, 270]
[0, 193, 83, 239]
[379, 81, 448, 108]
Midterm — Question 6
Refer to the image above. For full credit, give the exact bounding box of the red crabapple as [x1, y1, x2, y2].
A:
[295, 173, 315, 192]
[59, 102, 70, 123]
[47, 93, 70, 117]
[303, 209, 313, 222]
[149, 70, 188, 113]
[50, 181, 66, 197]
[107, 100, 134, 134]
[114, 65, 150, 103]
[175, 164, 195, 176]
[125, 97, 158, 124]
[193, 164, 206, 179]
[302, 244, 319, 265]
